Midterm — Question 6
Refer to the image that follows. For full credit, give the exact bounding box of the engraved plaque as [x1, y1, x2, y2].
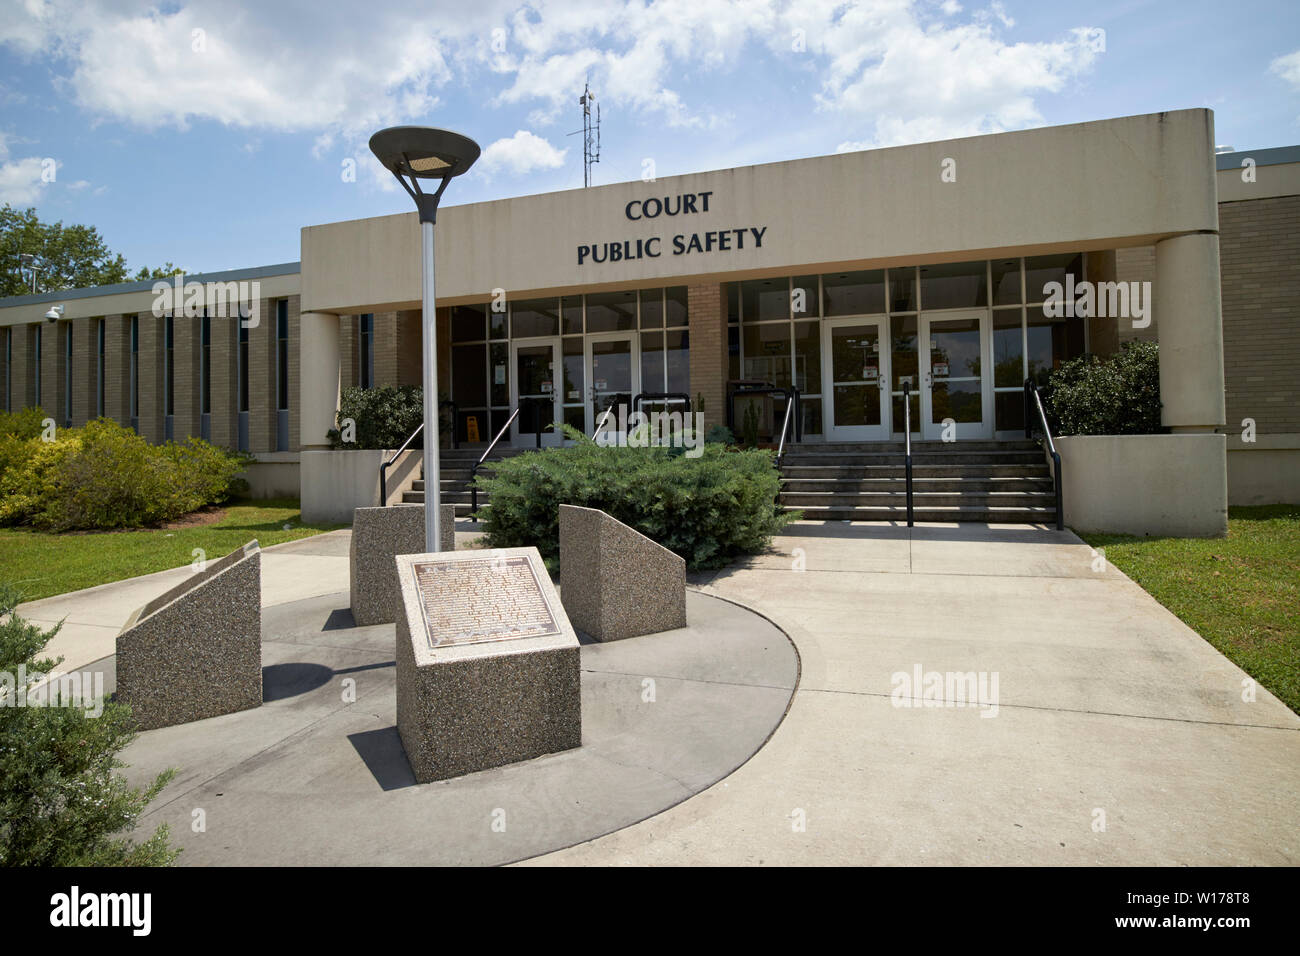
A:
[413, 555, 560, 648]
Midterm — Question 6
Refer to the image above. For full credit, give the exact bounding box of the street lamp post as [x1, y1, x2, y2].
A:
[369, 127, 480, 553]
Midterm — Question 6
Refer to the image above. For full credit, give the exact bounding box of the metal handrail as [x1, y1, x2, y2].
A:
[377, 400, 459, 506]
[631, 392, 691, 416]
[775, 391, 797, 465]
[1024, 379, 1064, 531]
[469, 404, 523, 521]
[902, 382, 914, 528]
[728, 385, 802, 443]
[592, 403, 615, 441]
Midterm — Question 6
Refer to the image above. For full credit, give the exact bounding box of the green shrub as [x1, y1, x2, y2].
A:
[1045, 341, 1164, 436]
[0, 406, 48, 442]
[0, 419, 251, 532]
[478, 434, 793, 570]
[705, 424, 735, 445]
[328, 385, 423, 449]
[0, 583, 178, 866]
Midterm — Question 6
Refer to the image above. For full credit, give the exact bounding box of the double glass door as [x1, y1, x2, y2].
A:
[510, 338, 565, 446]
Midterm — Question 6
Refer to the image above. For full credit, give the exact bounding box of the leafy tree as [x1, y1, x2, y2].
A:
[134, 262, 184, 280]
[0, 583, 179, 865]
[1, 204, 183, 297]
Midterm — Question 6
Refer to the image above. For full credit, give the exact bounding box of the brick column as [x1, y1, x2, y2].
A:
[1084, 251, 1121, 357]
[338, 315, 356, 390]
[102, 314, 130, 424]
[371, 311, 400, 386]
[687, 283, 727, 429]
[400, 309, 424, 387]
[41, 322, 61, 424]
[0, 327, 9, 412]
[287, 295, 301, 451]
[137, 314, 165, 442]
[247, 297, 276, 453]
[172, 313, 202, 439]
[10, 325, 31, 411]
[209, 314, 238, 448]
[71, 319, 94, 426]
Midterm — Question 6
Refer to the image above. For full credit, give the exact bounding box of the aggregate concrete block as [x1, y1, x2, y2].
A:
[350, 503, 455, 625]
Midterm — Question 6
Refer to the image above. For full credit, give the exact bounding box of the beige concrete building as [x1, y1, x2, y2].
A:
[1, 109, 1296, 531]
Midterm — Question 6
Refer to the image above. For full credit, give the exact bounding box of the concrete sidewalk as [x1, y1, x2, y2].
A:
[526, 521, 1300, 865]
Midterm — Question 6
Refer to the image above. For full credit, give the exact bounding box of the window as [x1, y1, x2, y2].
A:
[164, 315, 174, 416]
[200, 313, 211, 416]
[96, 319, 105, 418]
[509, 298, 560, 338]
[823, 271, 885, 316]
[277, 301, 289, 410]
[358, 313, 373, 389]
[63, 322, 72, 427]
[130, 315, 139, 426]
[584, 290, 636, 332]
[919, 260, 987, 310]
[451, 303, 487, 342]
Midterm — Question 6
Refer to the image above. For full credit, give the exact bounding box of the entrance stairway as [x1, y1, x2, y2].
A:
[401, 447, 526, 517]
[777, 440, 1058, 524]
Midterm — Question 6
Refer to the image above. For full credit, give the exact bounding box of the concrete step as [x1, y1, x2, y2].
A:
[781, 450, 1046, 466]
[779, 490, 1056, 508]
[780, 477, 1056, 493]
[780, 463, 1050, 479]
[782, 503, 1058, 523]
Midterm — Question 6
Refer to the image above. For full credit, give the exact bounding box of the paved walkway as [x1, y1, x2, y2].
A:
[528, 521, 1300, 865]
[18, 519, 1300, 865]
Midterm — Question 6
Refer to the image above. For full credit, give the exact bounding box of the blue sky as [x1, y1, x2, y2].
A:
[1, 0, 1298, 278]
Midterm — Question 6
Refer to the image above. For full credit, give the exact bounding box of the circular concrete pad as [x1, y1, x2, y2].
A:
[108, 589, 797, 865]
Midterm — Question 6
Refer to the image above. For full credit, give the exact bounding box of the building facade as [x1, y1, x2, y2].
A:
[1, 109, 1296, 529]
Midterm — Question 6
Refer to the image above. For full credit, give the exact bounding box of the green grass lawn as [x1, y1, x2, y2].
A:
[1082, 505, 1300, 714]
[0, 498, 343, 603]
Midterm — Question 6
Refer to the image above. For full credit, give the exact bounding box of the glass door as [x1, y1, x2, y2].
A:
[585, 332, 638, 442]
[510, 338, 563, 446]
[821, 317, 890, 441]
[919, 311, 992, 440]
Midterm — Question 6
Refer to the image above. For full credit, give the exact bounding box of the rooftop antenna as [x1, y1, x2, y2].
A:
[567, 80, 600, 187]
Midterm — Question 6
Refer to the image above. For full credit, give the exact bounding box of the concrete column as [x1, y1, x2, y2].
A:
[1084, 250, 1120, 357]
[1155, 233, 1226, 432]
[687, 283, 727, 428]
[137, 314, 165, 443]
[298, 310, 339, 451]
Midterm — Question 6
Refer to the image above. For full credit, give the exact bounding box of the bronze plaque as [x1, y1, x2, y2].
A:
[412, 555, 560, 648]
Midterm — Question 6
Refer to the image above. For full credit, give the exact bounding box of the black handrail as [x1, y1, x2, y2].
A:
[377, 400, 459, 506]
[470, 404, 523, 522]
[592, 402, 616, 440]
[902, 382, 914, 527]
[1024, 379, 1064, 531]
[775, 387, 801, 466]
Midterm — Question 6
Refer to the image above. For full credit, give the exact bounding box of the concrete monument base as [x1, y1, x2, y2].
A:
[394, 547, 582, 783]
[350, 503, 455, 626]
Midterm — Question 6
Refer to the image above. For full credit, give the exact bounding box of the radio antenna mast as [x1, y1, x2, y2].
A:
[569, 81, 600, 187]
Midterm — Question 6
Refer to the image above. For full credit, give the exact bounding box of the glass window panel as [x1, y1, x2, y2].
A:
[451, 303, 486, 342]
[726, 283, 740, 323]
[919, 260, 987, 310]
[823, 270, 885, 317]
[489, 304, 508, 339]
[452, 343, 487, 408]
[665, 286, 689, 327]
[560, 296, 582, 335]
[888, 267, 917, 312]
[511, 298, 560, 337]
[585, 290, 637, 332]
[1026, 304, 1086, 385]
[890, 315, 918, 390]
[995, 391, 1025, 432]
[931, 381, 982, 424]
[792, 320, 821, 395]
[640, 289, 664, 328]
[561, 337, 584, 403]
[791, 275, 818, 319]
[727, 325, 740, 381]
[641, 331, 665, 394]
[891, 394, 920, 434]
[1024, 253, 1084, 305]
[992, 308, 1024, 388]
[742, 322, 792, 387]
[991, 259, 1021, 306]
[563, 405, 585, 432]
[799, 396, 822, 436]
[665, 330, 689, 394]
[489, 342, 509, 405]
[740, 278, 789, 322]
[927, 317, 982, 379]
[458, 408, 489, 445]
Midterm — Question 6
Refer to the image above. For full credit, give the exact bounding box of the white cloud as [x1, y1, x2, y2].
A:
[478, 130, 567, 177]
[1271, 49, 1300, 89]
[0, 132, 48, 205]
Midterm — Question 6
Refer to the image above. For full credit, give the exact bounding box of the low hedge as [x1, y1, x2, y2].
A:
[1045, 340, 1164, 436]
[0, 416, 250, 532]
[478, 431, 793, 570]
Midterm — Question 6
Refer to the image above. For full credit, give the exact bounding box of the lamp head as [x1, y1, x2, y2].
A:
[368, 126, 480, 223]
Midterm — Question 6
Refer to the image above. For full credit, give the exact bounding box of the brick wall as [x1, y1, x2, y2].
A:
[40, 322, 61, 424]
[247, 297, 276, 453]
[687, 283, 727, 428]
[172, 314, 201, 438]
[339, 314, 356, 390]
[71, 319, 94, 425]
[400, 309, 424, 387]
[287, 294, 301, 451]
[1218, 195, 1300, 434]
[209, 313, 238, 448]
[1115, 246, 1157, 345]
[103, 314, 129, 424]
[137, 314, 165, 442]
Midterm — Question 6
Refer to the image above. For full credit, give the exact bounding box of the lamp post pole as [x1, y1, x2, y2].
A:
[369, 125, 480, 555]
[421, 218, 440, 553]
